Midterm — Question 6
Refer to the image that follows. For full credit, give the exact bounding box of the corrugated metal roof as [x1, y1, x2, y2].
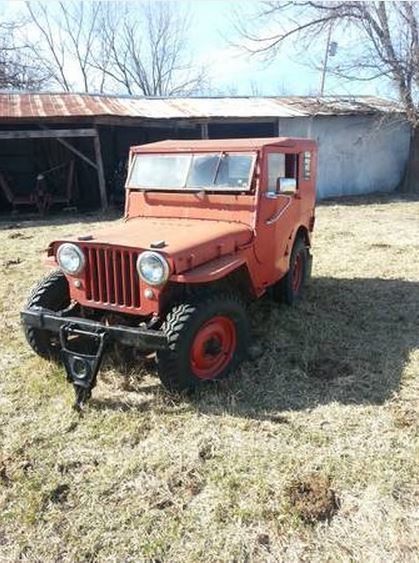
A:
[0, 92, 403, 121]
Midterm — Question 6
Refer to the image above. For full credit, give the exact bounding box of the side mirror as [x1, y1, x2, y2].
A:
[277, 177, 297, 195]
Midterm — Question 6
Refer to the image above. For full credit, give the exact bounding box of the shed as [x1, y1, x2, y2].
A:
[0, 92, 410, 212]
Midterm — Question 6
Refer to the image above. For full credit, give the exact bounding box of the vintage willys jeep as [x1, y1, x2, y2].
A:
[21, 137, 317, 407]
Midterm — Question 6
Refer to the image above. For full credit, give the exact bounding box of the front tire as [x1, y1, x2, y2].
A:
[23, 270, 70, 361]
[156, 292, 250, 392]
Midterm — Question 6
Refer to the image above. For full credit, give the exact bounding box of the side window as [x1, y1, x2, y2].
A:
[267, 152, 298, 194]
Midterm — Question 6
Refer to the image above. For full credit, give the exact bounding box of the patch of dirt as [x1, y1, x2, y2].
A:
[3, 258, 22, 268]
[0, 456, 11, 484]
[286, 474, 340, 524]
[267, 414, 290, 424]
[18, 459, 33, 473]
[8, 232, 32, 240]
[370, 243, 392, 249]
[168, 468, 205, 504]
[336, 231, 355, 238]
[307, 357, 353, 381]
[198, 439, 219, 461]
[392, 407, 418, 429]
[57, 460, 85, 474]
[256, 533, 271, 548]
[154, 498, 174, 510]
[48, 483, 70, 504]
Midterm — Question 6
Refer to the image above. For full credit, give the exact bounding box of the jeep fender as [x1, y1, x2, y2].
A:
[287, 224, 310, 258]
[170, 255, 247, 284]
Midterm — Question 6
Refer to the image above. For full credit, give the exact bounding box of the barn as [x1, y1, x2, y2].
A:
[0, 92, 410, 213]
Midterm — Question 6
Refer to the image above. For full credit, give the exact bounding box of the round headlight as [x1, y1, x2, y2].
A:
[57, 243, 85, 276]
[137, 251, 169, 286]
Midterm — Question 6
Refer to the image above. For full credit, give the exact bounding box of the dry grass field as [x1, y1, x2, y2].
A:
[0, 195, 418, 561]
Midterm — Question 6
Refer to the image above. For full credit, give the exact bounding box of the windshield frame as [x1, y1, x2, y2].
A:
[126, 151, 257, 193]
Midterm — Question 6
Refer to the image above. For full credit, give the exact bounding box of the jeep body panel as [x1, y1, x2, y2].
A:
[252, 142, 317, 283]
[55, 216, 253, 273]
[46, 137, 317, 318]
[171, 255, 247, 284]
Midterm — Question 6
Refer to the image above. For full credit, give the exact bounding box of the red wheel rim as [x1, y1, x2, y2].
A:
[190, 316, 237, 380]
[292, 252, 304, 293]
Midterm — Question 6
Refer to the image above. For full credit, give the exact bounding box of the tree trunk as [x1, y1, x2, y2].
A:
[402, 126, 419, 193]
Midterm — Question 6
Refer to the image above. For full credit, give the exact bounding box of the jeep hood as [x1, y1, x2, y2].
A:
[68, 217, 253, 274]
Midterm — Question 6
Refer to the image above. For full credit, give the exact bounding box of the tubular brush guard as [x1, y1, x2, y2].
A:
[59, 324, 109, 409]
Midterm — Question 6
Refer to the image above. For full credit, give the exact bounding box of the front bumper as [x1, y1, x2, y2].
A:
[22, 306, 168, 409]
[21, 307, 168, 350]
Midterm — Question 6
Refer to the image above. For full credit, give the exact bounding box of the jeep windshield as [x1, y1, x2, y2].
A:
[127, 152, 255, 191]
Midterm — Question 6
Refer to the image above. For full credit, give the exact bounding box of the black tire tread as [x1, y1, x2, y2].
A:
[157, 291, 249, 392]
[24, 270, 70, 360]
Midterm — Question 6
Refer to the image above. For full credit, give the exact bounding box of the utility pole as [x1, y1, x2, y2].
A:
[320, 23, 336, 96]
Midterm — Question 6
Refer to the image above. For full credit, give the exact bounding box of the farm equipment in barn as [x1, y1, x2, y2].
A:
[0, 160, 75, 214]
[21, 137, 317, 409]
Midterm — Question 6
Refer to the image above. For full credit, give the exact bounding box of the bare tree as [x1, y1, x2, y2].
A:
[235, 1, 419, 191]
[92, 1, 206, 96]
[235, 2, 419, 120]
[25, 1, 104, 92]
[24, 0, 206, 96]
[58, 1, 102, 93]
[0, 18, 46, 89]
[26, 2, 69, 90]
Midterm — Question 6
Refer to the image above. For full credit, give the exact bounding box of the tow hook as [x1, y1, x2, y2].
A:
[59, 323, 109, 410]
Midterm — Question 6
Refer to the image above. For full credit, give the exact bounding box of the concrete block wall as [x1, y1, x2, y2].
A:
[277, 114, 411, 199]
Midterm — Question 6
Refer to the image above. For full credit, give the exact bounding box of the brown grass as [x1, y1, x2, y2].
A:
[0, 196, 418, 561]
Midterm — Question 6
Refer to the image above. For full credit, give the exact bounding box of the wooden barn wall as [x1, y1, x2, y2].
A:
[0, 138, 34, 210]
[0, 124, 101, 212]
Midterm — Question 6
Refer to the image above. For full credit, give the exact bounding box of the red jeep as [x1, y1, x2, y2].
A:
[22, 137, 317, 407]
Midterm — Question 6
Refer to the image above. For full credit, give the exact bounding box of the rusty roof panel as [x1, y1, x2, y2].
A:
[0, 93, 403, 121]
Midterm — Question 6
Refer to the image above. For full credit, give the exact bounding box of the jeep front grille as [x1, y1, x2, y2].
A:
[83, 246, 141, 308]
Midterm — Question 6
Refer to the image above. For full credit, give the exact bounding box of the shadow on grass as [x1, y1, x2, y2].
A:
[205, 275, 419, 416]
[90, 275, 419, 417]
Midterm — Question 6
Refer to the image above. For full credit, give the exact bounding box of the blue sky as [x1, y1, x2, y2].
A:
[188, 0, 393, 98]
[5, 0, 395, 98]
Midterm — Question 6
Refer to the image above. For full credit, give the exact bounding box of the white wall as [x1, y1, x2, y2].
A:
[277, 114, 411, 199]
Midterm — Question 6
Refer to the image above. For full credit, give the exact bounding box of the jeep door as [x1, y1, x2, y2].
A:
[254, 147, 303, 283]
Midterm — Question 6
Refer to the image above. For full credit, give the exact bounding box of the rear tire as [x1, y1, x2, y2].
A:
[23, 270, 70, 361]
[274, 237, 310, 305]
[156, 292, 250, 392]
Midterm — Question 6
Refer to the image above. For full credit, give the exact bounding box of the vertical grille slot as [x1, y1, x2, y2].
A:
[114, 250, 122, 305]
[83, 246, 140, 309]
[130, 252, 140, 308]
[104, 248, 114, 304]
[96, 249, 106, 303]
